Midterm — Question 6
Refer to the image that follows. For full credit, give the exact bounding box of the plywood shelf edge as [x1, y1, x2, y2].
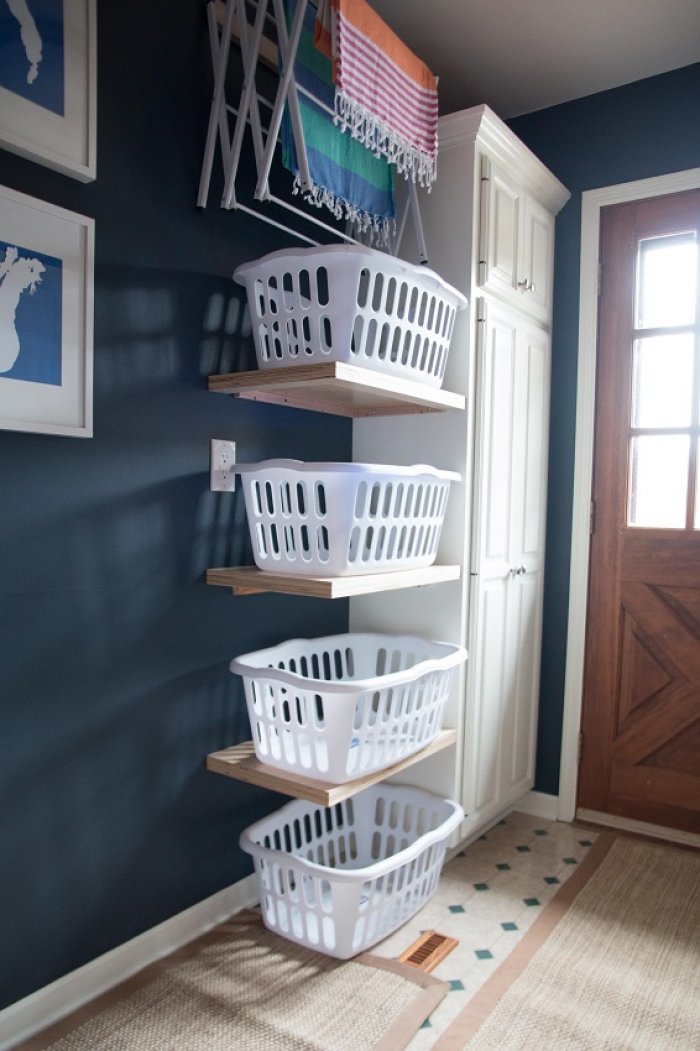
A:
[205, 564, 461, 597]
[208, 362, 465, 417]
[206, 729, 458, 805]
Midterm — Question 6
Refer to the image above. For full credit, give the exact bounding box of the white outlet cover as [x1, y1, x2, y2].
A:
[210, 439, 236, 492]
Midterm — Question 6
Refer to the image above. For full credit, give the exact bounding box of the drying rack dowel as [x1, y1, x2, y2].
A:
[221, 0, 271, 208]
[255, 0, 310, 201]
[408, 180, 429, 265]
[198, 0, 236, 208]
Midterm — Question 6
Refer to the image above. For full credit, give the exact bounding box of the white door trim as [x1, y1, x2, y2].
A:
[558, 166, 700, 822]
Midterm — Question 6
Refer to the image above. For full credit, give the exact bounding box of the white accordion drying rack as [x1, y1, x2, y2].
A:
[197, 0, 430, 262]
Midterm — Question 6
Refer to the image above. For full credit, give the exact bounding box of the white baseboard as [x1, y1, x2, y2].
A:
[576, 809, 700, 849]
[0, 874, 259, 1051]
[515, 790, 560, 821]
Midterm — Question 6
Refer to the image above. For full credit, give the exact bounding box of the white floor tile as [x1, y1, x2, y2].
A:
[371, 812, 597, 1048]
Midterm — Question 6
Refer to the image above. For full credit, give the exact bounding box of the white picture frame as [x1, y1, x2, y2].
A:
[0, 0, 96, 182]
[0, 184, 94, 437]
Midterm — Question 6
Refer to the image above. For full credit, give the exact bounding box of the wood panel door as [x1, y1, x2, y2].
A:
[579, 189, 700, 833]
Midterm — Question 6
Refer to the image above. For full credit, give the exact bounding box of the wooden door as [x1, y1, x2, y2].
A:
[579, 189, 700, 833]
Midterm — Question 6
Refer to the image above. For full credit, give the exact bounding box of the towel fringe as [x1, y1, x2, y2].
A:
[292, 173, 396, 247]
[334, 92, 437, 191]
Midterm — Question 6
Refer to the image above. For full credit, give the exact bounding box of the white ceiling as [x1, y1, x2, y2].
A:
[369, 0, 700, 118]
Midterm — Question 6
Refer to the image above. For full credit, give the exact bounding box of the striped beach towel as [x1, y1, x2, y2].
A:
[314, 0, 438, 189]
[281, 0, 395, 240]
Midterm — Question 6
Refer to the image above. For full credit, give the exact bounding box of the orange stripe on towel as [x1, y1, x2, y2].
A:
[314, 19, 333, 58]
[315, 0, 436, 92]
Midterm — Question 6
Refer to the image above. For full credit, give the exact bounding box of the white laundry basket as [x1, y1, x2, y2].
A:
[231, 633, 467, 782]
[237, 460, 460, 576]
[240, 784, 464, 958]
[234, 245, 467, 388]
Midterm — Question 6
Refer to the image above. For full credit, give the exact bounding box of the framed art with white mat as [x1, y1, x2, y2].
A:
[0, 184, 94, 437]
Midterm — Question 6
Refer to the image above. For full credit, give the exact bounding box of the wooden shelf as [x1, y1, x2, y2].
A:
[206, 729, 457, 805]
[206, 564, 461, 597]
[208, 362, 465, 417]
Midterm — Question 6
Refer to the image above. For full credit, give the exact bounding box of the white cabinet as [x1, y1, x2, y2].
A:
[351, 105, 568, 841]
[478, 155, 556, 322]
[464, 301, 550, 829]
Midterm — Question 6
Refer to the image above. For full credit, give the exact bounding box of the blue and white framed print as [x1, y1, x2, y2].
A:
[0, 0, 96, 181]
[0, 184, 94, 436]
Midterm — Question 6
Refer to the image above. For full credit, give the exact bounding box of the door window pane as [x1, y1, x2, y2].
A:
[631, 334, 694, 428]
[628, 435, 689, 527]
[636, 233, 697, 329]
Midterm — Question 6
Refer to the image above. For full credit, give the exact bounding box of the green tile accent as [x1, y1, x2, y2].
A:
[496, 862, 511, 870]
[516, 845, 531, 853]
[563, 857, 578, 865]
[473, 882, 489, 891]
[501, 921, 518, 931]
[420, 1018, 432, 1029]
[544, 876, 561, 885]
[449, 979, 465, 991]
[579, 839, 593, 847]
[475, 949, 494, 960]
[534, 829, 549, 836]
[448, 904, 466, 913]
[523, 897, 540, 907]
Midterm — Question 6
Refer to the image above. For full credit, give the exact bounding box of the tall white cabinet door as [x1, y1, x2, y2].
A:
[471, 304, 519, 583]
[479, 156, 556, 323]
[463, 304, 551, 828]
[520, 194, 555, 321]
[478, 157, 522, 300]
[502, 324, 550, 801]
[464, 303, 518, 824]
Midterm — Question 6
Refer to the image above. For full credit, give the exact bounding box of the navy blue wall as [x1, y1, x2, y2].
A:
[508, 63, 700, 795]
[0, 1, 350, 1008]
[2, 3, 697, 1010]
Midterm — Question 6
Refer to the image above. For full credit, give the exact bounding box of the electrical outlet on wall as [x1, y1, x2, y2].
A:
[210, 439, 236, 492]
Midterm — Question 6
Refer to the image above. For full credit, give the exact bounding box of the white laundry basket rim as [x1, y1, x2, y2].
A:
[230, 632, 467, 693]
[239, 787, 464, 884]
[235, 459, 461, 482]
[233, 243, 467, 313]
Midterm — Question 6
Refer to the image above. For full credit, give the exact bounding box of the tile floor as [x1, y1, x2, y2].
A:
[372, 811, 597, 1049]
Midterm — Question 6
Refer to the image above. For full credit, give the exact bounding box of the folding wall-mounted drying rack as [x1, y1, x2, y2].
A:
[197, 0, 429, 261]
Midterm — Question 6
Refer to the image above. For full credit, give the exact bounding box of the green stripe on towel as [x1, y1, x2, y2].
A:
[281, 0, 394, 237]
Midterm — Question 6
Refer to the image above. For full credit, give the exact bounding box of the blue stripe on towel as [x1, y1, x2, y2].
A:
[281, 0, 395, 232]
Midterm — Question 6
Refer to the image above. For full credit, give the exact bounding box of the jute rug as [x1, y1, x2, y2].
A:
[18, 910, 446, 1051]
[434, 835, 700, 1050]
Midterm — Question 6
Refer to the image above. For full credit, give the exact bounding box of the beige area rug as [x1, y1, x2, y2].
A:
[434, 835, 700, 1050]
[18, 911, 446, 1051]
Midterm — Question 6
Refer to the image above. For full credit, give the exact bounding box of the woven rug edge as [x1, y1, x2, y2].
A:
[430, 831, 618, 1050]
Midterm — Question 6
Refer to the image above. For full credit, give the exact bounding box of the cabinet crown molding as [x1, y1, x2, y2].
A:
[438, 104, 570, 216]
